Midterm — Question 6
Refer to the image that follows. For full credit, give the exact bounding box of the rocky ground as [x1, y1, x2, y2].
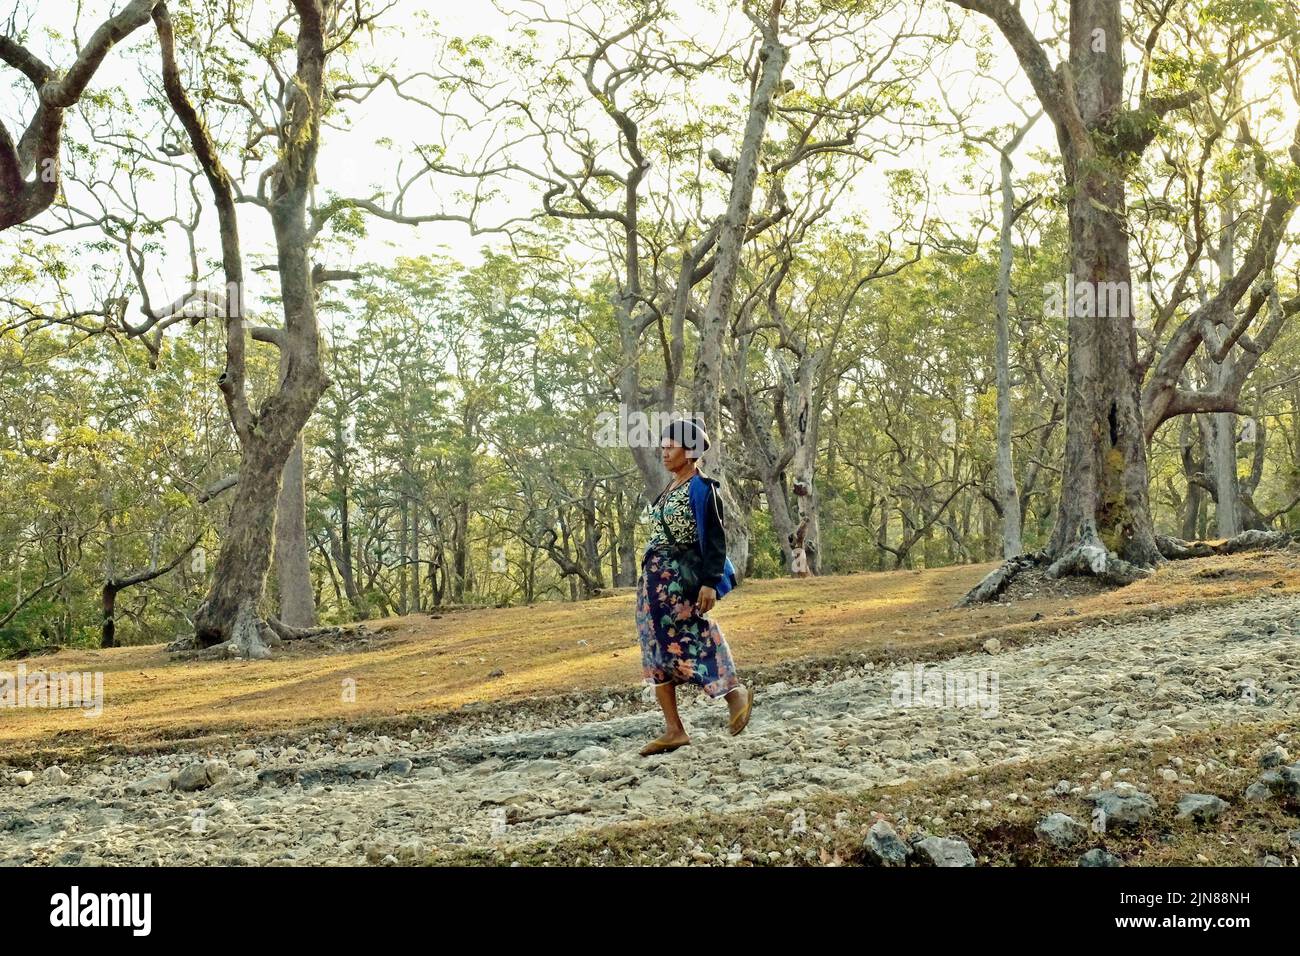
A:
[2, 592, 1299, 866]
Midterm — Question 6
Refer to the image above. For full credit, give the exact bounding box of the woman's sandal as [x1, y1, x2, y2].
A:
[728, 685, 754, 736]
[639, 734, 690, 757]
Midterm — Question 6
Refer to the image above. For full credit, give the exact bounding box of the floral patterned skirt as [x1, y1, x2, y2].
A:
[637, 548, 739, 699]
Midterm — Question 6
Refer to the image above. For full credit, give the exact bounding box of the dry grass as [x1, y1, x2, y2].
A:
[3, 548, 1298, 760]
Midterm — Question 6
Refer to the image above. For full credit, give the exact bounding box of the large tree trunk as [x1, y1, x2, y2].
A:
[162, 1, 331, 655]
[1207, 194, 1241, 538]
[271, 341, 316, 628]
[1045, 0, 1160, 570]
[192, 239, 326, 654]
[194, 444, 287, 657]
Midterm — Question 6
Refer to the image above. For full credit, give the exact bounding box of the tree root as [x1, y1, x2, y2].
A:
[169, 616, 369, 660]
[1044, 543, 1152, 586]
[956, 552, 1046, 607]
[265, 617, 369, 642]
[232, 603, 275, 660]
[1156, 529, 1300, 559]
[169, 639, 240, 662]
[958, 528, 1300, 608]
[956, 540, 1151, 608]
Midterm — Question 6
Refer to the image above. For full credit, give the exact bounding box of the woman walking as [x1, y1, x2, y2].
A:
[636, 418, 753, 756]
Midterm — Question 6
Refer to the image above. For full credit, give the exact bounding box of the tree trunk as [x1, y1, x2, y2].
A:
[409, 500, 422, 613]
[194, 444, 285, 657]
[790, 356, 822, 573]
[193, 246, 327, 654]
[614, 490, 638, 587]
[876, 493, 890, 570]
[274, 423, 316, 627]
[101, 583, 119, 649]
[1179, 417, 1205, 539]
[763, 474, 797, 569]
[580, 482, 604, 590]
[994, 137, 1025, 557]
[1208, 192, 1241, 538]
[258, 314, 317, 630]
[729, 491, 752, 580]
[1045, 0, 1160, 569]
[164, 1, 331, 655]
[330, 448, 363, 616]
[692, 25, 788, 556]
[398, 493, 409, 614]
[453, 497, 469, 602]
[1208, 399, 1240, 537]
[1237, 405, 1271, 530]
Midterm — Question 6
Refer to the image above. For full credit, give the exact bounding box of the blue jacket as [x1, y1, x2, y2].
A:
[688, 474, 738, 599]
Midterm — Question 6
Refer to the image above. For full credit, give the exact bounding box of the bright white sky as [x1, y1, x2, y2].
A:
[321, 0, 1057, 269]
[0, 0, 1050, 319]
[2, 0, 1295, 323]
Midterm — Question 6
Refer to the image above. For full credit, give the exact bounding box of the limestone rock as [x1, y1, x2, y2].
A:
[862, 820, 910, 867]
[1175, 793, 1229, 824]
[1036, 812, 1086, 848]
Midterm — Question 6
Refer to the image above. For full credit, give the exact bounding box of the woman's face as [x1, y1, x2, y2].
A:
[661, 437, 689, 472]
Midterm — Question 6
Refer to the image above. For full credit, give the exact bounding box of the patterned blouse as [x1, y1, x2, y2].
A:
[642, 481, 697, 554]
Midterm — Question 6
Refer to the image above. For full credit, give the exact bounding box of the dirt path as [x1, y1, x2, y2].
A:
[2, 592, 1298, 866]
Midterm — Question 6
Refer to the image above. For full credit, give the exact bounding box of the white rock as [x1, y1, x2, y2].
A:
[128, 772, 175, 794]
[396, 838, 425, 862]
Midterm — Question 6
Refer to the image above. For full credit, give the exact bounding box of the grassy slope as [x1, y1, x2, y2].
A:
[2, 548, 1298, 761]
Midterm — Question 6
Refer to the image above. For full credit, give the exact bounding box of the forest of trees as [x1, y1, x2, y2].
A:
[2, 0, 1298, 654]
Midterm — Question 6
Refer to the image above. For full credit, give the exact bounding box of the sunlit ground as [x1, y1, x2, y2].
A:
[3, 549, 1297, 758]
